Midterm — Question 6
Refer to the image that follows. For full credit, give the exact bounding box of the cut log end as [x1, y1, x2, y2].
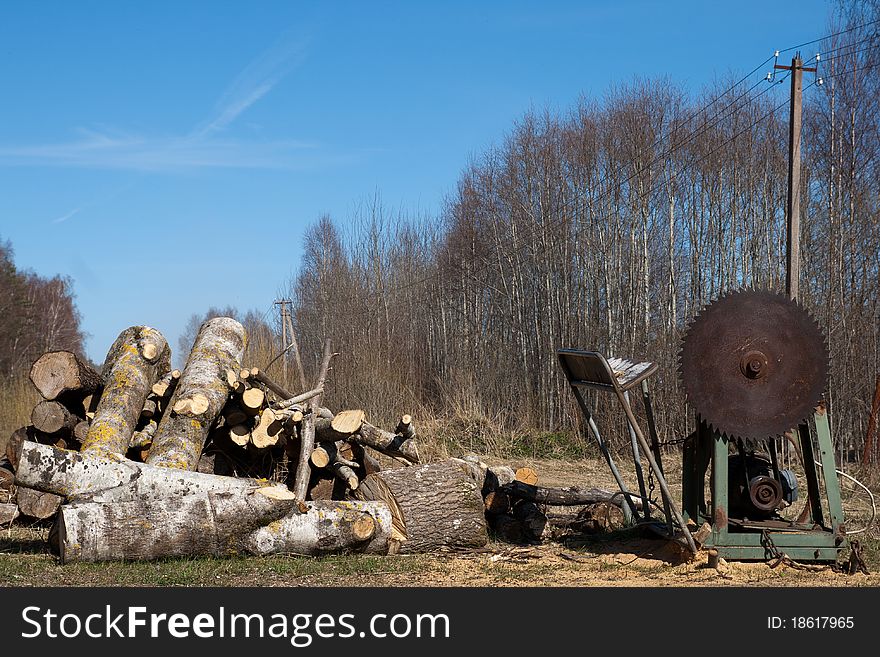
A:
[515, 467, 539, 486]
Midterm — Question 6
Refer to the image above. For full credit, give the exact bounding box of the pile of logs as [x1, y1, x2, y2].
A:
[1, 316, 642, 562]
[1, 318, 490, 561]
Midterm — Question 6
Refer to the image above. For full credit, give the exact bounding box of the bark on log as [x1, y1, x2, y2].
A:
[501, 481, 643, 509]
[52, 487, 300, 563]
[0, 467, 15, 503]
[15, 441, 289, 503]
[16, 486, 62, 519]
[148, 317, 246, 471]
[73, 420, 90, 444]
[7, 426, 37, 470]
[395, 415, 416, 440]
[82, 326, 170, 456]
[355, 459, 488, 553]
[29, 351, 101, 401]
[0, 503, 19, 524]
[31, 400, 79, 436]
[349, 422, 420, 463]
[512, 499, 547, 543]
[245, 500, 393, 556]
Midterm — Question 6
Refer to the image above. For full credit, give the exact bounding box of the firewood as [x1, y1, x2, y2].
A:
[249, 368, 292, 403]
[129, 420, 157, 449]
[331, 409, 366, 435]
[141, 396, 158, 419]
[81, 394, 100, 419]
[16, 486, 62, 520]
[0, 467, 15, 503]
[250, 408, 283, 448]
[240, 388, 265, 416]
[348, 421, 421, 463]
[515, 467, 539, 486]
[245, 500, 393, 556]
[148, 317, 246, 471]
[355, 459, 489, 553]
[151, 369, 181, 397]
[29, 350, 101, 401]
[395, 414, 416, 440]
[73, 420, 90, 444]
[52, 487, 300, 563]
[512, 499, 547, 543]
[223, 406, 249, 427]
[16, 441, 290, 504]
[489, 513, 526, 544]
[484, 489, 511, 514]
[82, 326, 171, 456]
[31, 400, 79, 436]
[0, 503, 19, 525]
[501, 481, 643, 510]
[229, 423, 251, 446]
[6, 426, 36, 471]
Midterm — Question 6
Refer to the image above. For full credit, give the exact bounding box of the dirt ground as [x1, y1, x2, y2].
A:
[1, 455, 878, 587]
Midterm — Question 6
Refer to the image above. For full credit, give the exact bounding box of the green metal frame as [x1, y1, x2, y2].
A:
[681, 405, 845, 561]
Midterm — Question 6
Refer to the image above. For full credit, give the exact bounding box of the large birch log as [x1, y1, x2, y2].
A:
[147, 317, 246, 470]
[52, 487, 300, 563]
[15, 441, 288, 503]
[81, 326, 170, 456]
[355, 459, 488, 553]
[29, 351, 101, 401]
[245, 500, 393, 556]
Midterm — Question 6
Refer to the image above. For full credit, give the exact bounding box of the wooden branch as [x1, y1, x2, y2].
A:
[349, 421, 420, 463]
[273, 386, 324, 410]
[293, 340, 335, 501]
[395, 414, 416, 440]
[501, 480, 643, 509]
[250, 408, 284, 449]
[151, 369, 181, 397]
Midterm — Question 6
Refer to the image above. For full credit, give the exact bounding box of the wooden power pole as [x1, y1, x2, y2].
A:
[775, 53, 816, 301]
[274, 299, 290, 384]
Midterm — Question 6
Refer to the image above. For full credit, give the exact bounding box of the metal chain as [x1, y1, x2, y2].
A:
[761, 529, 830, 572]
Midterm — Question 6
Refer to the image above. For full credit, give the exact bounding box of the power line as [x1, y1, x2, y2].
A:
[778, 18, 880, 54]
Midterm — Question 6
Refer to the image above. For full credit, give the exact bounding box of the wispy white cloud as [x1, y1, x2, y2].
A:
[0, 31, 322, 172]
[192, 32, 309, 139]
[51, 207, 81, 224]
[0, 132, 325, 171]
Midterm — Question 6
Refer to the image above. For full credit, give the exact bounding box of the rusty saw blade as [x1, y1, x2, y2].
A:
[679, 289, 829, 442]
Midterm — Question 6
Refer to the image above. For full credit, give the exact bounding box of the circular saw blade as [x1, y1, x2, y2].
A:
[679, 288, 829, 442]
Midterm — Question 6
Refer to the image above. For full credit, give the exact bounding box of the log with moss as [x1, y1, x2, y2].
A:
[147, 317, 246, 471]
[81, 326, 170, 456]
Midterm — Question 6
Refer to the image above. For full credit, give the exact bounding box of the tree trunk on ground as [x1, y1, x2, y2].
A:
[29, 351, 102, 401]
[512, 499, 547, 542]
[81, 326, 170, 456]
[244, 500, 393, 556]
[501, 481, 642, 509]
[51, 487, 300, 563]
[15, 441, 289, 503]
[0, 503, 19, 524]
[148, 317, 246, 471]
[355, 459, 488, 553]
[31, 400, 80, 436]
[16, 486, 62, 519]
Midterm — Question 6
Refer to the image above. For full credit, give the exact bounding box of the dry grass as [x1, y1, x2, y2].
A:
[0, 377, 39, 458]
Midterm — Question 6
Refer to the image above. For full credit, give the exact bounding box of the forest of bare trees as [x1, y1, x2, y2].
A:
[281, 6, 879, 465]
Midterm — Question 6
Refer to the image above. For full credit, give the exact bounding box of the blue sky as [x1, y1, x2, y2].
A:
[0, 1, 831, 364]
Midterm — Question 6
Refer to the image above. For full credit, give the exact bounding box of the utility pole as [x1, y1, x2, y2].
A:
[775, 53, 816, 301]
